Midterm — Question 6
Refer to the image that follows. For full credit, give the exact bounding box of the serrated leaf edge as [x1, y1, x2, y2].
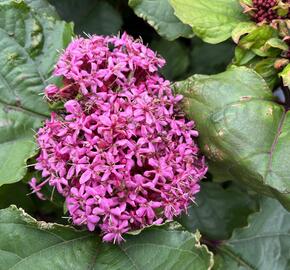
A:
[5, 205, 82, 232]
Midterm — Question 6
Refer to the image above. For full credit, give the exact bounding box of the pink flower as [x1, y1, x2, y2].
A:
[28, 178, 46, 200]
[44, 84, 59, 99]
[30, 33, 207, 243]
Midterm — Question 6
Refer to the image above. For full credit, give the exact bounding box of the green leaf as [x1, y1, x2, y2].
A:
[151, 39, 189, 80]
[240, 0, 253, 5]
[0, 182, 36, 213]
[265, 38, 289, 51]
[50, 0, 122, 35]
[234, 47, 256, 65]
[24, 0, 59, 17]
[252, 58, 279, 90]
[177, 182, 258, 240]
[280, 63, 290, 88]
[0, 0, 73, 186]
[129, 0, 194, 41]
[231, 22, 256, 44]
[174, 67, 290, 210]
[35, 16, 73, 77]
[215, 197, 290, 270]
[233, 54, 279, 90]
[0, 206, 214, 270]
[170, 0, 248, 44]
[238, 25, 281, 57]
[189, 38, 235, 75]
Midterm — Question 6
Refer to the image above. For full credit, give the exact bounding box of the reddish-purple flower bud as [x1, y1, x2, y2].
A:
[249, 0, 289, 23]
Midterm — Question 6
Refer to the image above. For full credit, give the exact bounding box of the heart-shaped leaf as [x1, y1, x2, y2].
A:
[174, 67, 290, 210]
[214, 197, 290, 270]
[0, 206, 214, 270]
[0, 0, 73, 186]
[129, 0, 194, 41]
[170, 0, 248, 44]
[177, 182, 258, 240]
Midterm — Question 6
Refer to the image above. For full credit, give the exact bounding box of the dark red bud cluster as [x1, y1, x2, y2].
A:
[251, 0, 289, 23]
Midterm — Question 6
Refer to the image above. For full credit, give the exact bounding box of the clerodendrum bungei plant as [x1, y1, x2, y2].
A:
[0, 0, 289, 269]
[30, 33, 207, 243]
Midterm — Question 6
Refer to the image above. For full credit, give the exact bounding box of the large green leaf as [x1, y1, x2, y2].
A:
[0, 0, 73, 186]
[177, 182, 258, 240]
[0, 206, 214, 270]
[234, 56, 279, 90]
[151, 39, 189, 80]
[174, 67, 290, 209]
[24, 0, 59, 17]
[170, 0, 248, 44]
[1, 0, 58, 17]
[0, 182, 36, 214]
[129, 0, 193, 41]
[214, 197, 290, 270]
[49, 0, 122, 35]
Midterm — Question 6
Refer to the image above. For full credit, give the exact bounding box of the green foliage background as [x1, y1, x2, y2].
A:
[0, 0, 289, 269]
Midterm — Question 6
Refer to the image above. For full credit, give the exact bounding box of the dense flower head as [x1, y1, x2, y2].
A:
[30, 33, 207, 243]
[45, 33, 165, 100]
[249, 0, 290, 23]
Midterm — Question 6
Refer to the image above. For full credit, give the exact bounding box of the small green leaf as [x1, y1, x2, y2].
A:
[238, 25, 280, 57]
[129, 0, 194, 41]
[231, 21, 256, 43]
[0, 206, 214, 270]
[279, 63, 290, 88]
[174, 67, 290, 210]
[215, 197, 290, 270]
[252, 58, 279, 89]
[234, 47, 256, 65]
[177, 182, 258, 240]
[170, 0, 248, 44]
[264, 38, 289, 51]
[0, 0, 73, 186]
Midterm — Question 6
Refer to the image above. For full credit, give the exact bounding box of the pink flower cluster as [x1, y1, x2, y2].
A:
[30, 33, 207, 243]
